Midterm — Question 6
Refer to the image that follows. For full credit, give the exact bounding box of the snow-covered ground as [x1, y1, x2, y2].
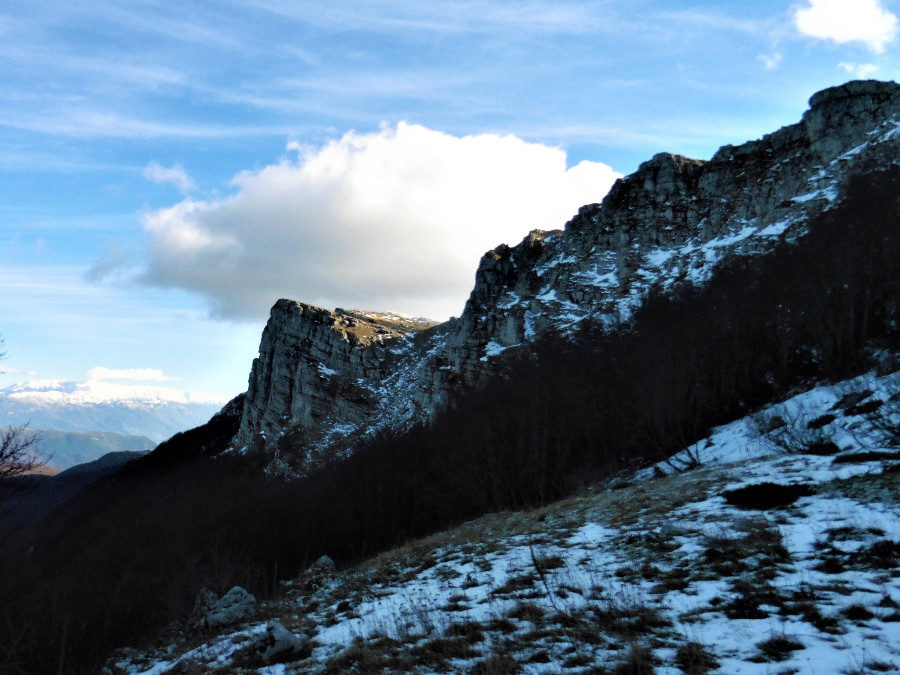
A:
[114, 369, 899, 674]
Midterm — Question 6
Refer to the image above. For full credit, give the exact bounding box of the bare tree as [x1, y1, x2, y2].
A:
[0, 336, 43, 482]
[0, 426, 42, 481]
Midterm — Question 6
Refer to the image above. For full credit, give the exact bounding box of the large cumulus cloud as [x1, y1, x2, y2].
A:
[141, 122, 620, 320]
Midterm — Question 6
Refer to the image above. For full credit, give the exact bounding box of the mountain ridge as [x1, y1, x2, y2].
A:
[231, 80, 899, 472]
[19, 427, 155, 470]
[1, 378, 229, 406]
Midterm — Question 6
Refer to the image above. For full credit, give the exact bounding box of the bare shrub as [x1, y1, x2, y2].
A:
[675, 641, 719, 674]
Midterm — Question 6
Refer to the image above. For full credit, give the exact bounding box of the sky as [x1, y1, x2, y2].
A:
[0, 0, 898, 400]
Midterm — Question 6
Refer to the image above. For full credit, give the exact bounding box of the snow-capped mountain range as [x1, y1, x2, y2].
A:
[2, 378, 229, 406]
[0, 379, 229, 442]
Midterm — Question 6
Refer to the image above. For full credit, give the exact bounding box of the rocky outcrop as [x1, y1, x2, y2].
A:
[232, 80, 900, 469]
[236, 302, 436, 464]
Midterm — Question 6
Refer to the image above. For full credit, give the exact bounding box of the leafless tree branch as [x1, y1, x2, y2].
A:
[0, 425, 43, 482]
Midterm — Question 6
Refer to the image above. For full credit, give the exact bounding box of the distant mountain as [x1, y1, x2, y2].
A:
[12, 428, 156, 470]
[0, 379, 228, 443]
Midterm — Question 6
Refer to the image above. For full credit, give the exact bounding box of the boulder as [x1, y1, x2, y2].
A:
[311, 555, 336, 572]
[204, 586, 255, 628]
[258, 620, 307, 661]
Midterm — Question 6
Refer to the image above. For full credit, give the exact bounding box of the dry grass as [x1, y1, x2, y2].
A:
[468, 653, 521, 674]
[752, 635, 804, 662]
[507, 602, 545, 623]
[613, 645, 658, 674]
[675, 641, 719, 674]
[700, 517, 790, 579]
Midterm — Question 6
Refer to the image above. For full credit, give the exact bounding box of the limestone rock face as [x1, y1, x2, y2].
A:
[235, 302, 436, 464]
[231, 80, 900, 469]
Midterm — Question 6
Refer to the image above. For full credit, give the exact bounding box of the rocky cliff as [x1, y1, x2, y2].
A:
[238, 304, 436, 465]
[233, 80, 900, 470]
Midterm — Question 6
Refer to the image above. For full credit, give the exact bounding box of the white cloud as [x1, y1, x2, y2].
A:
[757, 53, 783, 70]
[86, 366, 176, 382]
[838, 61, 880, 77]
[142, 161, 196, 193]
[794, 0, 898, 53]
[141, 122, 621, 321]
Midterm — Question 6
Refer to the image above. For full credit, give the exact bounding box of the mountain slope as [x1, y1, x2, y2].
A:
[233, 80, 900, 470]
[16, 428, 155, 470]
[0, 450, 148, 550]
[113, 367, 900, 674]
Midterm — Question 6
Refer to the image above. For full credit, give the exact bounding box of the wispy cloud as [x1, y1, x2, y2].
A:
[517, 111, 783, 155]
[757, 53, 783, 70]
[794, 0, 898, 53]
[242, 0, 606, 35]
[143, 162, 196, 193]
[653, 9, 770, 36]
[84, 241, 133, 282]
[0, 43, 189, 91]
[838, 61, 880, 78]
[25, 1, 245, 50]
[0, 108, 302, 139]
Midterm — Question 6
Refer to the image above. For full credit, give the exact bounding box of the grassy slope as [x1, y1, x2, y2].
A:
[115, 368, 899, 674]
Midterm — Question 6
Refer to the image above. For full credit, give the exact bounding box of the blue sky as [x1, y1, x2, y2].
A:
[1, 0, 898, 399]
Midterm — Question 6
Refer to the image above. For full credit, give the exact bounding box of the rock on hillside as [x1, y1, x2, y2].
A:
[237, 305, 437, 464]
[233, 80, 900, 470]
